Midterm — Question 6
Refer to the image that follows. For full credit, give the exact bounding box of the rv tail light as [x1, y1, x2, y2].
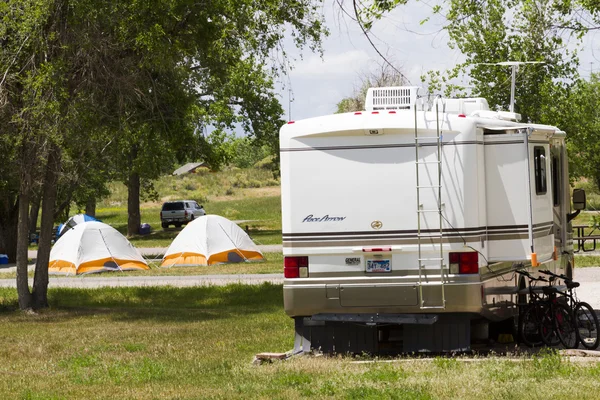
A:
[363, 247, 391, 252]
[284, 256, 309, 278]
[287, 121, 295, 124]
[458, 114, 466, 118]
[449, 252, 479, 274]
[388, 111, 396, 114]
[354, 112, 362, 115]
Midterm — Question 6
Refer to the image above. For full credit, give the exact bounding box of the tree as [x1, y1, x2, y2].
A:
[0, 0, 327, 309]
[336, 63, 409, 113]
[350, 0, 580, 124]
[559, 74, 600, 188]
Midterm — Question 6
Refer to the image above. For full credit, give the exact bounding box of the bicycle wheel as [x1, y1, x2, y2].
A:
[574, 302, 600, 350]
[553, 303, 579, 349]
[519, 305, 543, 347]
[540, 305, 560, 346]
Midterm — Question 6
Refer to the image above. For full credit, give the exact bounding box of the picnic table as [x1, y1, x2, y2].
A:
[573, 224, 600, 252]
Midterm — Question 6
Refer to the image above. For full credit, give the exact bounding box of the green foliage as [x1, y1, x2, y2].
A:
[420, 0, 579, 126]
[228, 138, 272, 169]
[561, 74, 600, 188]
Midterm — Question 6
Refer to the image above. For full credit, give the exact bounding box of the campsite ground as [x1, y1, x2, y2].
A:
[2, 284, 600, 399]
[3, 170, 600, 398]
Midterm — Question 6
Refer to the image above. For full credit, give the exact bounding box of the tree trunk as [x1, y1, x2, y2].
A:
[85, 197, 96, 218]
[32, 145, 61, 310]
[127, 170, 141, 236]
[0, 197, 18, 262]
[16, 183, 32, 310]
[29, 192, 41, 238]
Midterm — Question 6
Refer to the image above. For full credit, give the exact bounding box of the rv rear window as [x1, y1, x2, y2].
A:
[534, 146, 547, 195]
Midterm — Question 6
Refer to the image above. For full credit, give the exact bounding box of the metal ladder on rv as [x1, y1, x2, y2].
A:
[414, 96, 446, 309]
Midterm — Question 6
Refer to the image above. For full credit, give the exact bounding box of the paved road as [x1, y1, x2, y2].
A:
[1, 264, 600, 310]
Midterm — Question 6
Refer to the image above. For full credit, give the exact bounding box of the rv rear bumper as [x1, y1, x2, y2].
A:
[284, 280, 485, 317]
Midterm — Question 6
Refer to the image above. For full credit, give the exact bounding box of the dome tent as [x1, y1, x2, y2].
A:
[57, 213, 98, 238]
[161, 215, 264, 267]
[49, 221, 149, 275]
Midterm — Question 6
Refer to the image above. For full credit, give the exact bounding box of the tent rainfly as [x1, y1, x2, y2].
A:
[57, 213, 98, 238]
[49, 221, 149, 275]
[161, 215, 264, 267]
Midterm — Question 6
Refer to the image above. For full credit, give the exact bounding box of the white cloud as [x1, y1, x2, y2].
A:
[291, 50, 371, 78]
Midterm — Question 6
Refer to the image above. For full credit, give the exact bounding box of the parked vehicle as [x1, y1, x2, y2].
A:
[160, 200, 205, 229]
[279, 85, 585, 354]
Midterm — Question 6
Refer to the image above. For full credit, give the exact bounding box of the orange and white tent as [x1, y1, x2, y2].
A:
[49, 221, 149, 275]
[160, 215, 264, 267]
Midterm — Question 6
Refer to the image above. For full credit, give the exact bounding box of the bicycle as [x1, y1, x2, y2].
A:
[516, 270, 578, 348]
[539, 269, 600, 350]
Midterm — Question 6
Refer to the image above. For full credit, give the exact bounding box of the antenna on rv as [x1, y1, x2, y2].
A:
[478, 61, 545, 113]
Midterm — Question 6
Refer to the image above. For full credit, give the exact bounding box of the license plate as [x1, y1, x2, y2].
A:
[366, 259, 391, 273]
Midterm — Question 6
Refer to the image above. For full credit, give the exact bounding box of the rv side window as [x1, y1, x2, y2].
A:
[534, 146, 547, 195]
[552, 155, 560, 206]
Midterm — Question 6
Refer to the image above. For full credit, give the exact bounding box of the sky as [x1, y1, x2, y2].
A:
[275, 1, 599, 122]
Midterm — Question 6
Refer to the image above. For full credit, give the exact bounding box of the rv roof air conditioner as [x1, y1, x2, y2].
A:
[365, 86, 419, 111]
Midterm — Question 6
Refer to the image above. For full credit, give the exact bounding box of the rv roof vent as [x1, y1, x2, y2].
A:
[443, 98, 490, 115]
[365, 86, 419, 111]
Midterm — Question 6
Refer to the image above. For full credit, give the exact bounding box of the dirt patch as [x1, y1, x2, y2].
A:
[138, 187, 280, 207]
[209, 186, 280, 202]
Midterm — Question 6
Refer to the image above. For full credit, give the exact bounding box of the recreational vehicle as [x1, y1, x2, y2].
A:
[279, 86, 586, 353]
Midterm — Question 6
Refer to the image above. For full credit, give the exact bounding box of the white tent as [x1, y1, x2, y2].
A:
[49, 221, 149, 275]
[57, 213, 98, 238]
[161, 215, 264, 267]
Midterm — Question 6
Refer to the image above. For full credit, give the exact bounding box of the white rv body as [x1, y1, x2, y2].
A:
[279, 88, 574, 352]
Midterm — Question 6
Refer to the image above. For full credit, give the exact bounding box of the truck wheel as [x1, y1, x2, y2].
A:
[161, 222, 169, 229]
[190, 214, 195, 221]
[175, 223, 182, 228]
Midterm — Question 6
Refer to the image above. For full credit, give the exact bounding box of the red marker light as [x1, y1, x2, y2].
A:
[362, 247, 392, 252]
[287, 121, 295, 124]
[354, 112, 362, 115]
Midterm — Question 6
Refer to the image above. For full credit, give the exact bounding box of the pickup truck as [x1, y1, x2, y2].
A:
[160, 200, 205, 229]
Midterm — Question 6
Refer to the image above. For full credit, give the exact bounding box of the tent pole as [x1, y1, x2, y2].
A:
[99, 229, 122, 272]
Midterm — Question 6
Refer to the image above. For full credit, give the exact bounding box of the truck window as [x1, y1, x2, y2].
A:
[162, 202, 184, 211]
[534, 146, 547, 195]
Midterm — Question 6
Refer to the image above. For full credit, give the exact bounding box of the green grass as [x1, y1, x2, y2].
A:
[42, 167, 283, 248]
[1, 286, 600, 398]
[574, 255, 600, 268]
[92, 195, 282, 247]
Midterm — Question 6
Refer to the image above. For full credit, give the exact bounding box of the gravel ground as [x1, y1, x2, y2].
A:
[572, 268, 600, 309]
